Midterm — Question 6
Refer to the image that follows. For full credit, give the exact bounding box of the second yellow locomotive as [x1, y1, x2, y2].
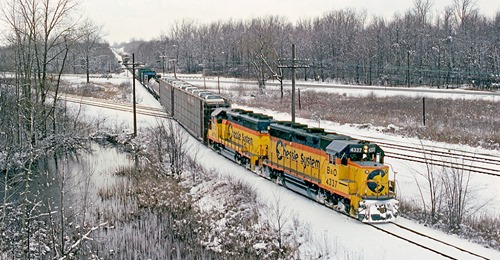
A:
[207, 107, 398, 223]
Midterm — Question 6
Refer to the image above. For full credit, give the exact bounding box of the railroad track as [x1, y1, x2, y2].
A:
[331, 130, 500, 177]
[59, 95, 170, 119]
[60, 94, 499, 177]
[367, 222, 491, 259]
[383, 149, 499, 177]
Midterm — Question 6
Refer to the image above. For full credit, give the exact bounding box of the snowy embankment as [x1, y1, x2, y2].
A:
[63, 73, 500, 259]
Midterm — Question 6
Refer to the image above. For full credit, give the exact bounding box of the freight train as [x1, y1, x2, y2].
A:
[139, 70, 398, 223]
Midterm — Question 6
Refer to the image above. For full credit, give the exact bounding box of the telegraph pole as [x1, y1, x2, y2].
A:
[279, 44, 309, 123]
[132, 53, 137, 137]
[159, 55, 166, 74]
[422, 97, 426, 126]
[291, 45, 296, 122]
[123, 55, 145, 137]
[122, 54, 143, 137]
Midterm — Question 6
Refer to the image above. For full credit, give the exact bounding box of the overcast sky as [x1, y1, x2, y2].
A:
[81, 0, 499, 44]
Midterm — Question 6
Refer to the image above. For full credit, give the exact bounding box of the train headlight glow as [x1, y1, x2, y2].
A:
[363, 145, 368, 153]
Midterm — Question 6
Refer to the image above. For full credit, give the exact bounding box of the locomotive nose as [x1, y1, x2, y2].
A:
[367, 169, 386, 194]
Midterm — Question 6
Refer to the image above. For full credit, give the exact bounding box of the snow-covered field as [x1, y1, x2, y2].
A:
[181, 74, 500, 102]
[62, 72, 500, 259]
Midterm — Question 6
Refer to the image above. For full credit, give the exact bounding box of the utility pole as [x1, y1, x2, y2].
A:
[170, 59, 177, 79]
[132, 53, 137, 137]
[159, 55, 166, 75]
[407, 50, 411, 88]
[292, 45, 296, 122]
[122, 53, 142, 137]
[217, 71, 220, 94]
[279, 44, 309, 123]
[422, 97, 426, 126]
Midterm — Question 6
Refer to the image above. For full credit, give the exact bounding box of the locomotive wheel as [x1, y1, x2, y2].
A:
[343, 202, 351, 215]
[263, 165, 272, 179]
[325, 195, 338, 209]
[234, 154, 241, 164]
[325, 197, 335, 209]
[275, 174, 285, 186]
[316, 190, 327, 204]
[242, 157, 250, 169]
[210, 141, 220, 153]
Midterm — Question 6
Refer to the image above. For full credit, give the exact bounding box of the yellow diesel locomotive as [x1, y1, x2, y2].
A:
[207, 107, 398, 223]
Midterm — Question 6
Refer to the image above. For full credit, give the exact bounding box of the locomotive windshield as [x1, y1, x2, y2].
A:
[349, 152, 374, 162]
[347, 144, 384, 164]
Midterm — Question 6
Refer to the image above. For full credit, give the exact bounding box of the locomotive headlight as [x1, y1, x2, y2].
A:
[365, 170, 369, 174]
[363, 145, 368, 153]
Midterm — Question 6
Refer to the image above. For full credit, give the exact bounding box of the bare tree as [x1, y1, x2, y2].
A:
[414, 0, 433, 24]
[0, 0, 100, 258]
[242, 17, 286, 93]
[78, 19, 104, 83]
[122, 4, 499, 90]
[451, 0, 478, 27]
[260, 51, 285, 98]
[2, 0, 79, 141]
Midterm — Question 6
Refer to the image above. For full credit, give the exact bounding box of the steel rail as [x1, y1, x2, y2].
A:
[366, 223, 458, 259]
[385, 151, 499, 176]
[329, 130, 500, 177]
[59, 95, 170, 119]
[390, 222, 489, 259]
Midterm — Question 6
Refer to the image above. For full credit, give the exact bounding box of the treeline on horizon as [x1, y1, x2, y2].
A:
[121, 0, 500, 89]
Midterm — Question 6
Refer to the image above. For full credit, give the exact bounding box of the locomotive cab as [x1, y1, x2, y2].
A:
[326, 140, 398, 222]
[207, 108, 228, 148]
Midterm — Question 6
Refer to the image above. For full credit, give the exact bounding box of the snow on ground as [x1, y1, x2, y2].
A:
[63, 72, 500, 259]
[185, 75, 500, 215]
[181, 74, 500, 102]
[61, 73, 163, 133]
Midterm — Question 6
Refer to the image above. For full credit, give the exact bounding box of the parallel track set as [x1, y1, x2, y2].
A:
[60, 94, 170, 118]
[61, 79, 498, 259]
[334, 133, 500, 177]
